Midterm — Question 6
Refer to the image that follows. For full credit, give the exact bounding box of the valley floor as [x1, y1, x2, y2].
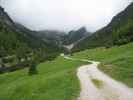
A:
[0, 56, 85, 100]
[0, 43, 133, 100]
[64, 56, 133, 100]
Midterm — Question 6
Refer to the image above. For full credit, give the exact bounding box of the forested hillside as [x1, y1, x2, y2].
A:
[62, 27, 90, 45]
[73, 2, 133, 52]
[0, 6, 60, 73]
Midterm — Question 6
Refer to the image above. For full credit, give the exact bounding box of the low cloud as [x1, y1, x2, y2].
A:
[0, 0, 132, 32]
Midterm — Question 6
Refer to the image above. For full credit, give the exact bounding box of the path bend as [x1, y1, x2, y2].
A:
[62, 55, 133, 100]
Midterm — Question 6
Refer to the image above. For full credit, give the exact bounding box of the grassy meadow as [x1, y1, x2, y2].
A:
[0, 56, 86, 100]
[0, 43, 133, 100]
[72, 42, 133, 87]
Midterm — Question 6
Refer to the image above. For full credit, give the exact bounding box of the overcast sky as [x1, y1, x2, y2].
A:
[0, 0, 132, 32]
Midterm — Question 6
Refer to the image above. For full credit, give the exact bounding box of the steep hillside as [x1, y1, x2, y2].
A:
[62, 27, 90, 45]
[73, 2, 133, 52]
[35, 27, 90, 47]
[14, 23, 62, 51]
[0, 6, 60, 72]
[0, 7, 31, 56]
[35, 30, 65, 47]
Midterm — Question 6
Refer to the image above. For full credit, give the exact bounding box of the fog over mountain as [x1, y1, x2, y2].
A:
[0, 0, 132, 32]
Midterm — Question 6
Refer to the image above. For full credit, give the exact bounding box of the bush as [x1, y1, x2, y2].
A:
[28, 62, 38, 75]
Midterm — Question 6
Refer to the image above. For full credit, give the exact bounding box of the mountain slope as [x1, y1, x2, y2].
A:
[14, 23, 62, 52]
[0, 7, 30, 55]
[73, 2, 133, 52]
[35, 30, 65, 47]
[0, 6, 59, 54]
[62, 27, 90, 45]
[0, 6, 60, 72]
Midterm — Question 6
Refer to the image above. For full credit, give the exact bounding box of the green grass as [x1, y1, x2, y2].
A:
[72, 42, 133, 87]
[0, 56, 86, 100]
[91, 78, 104, 89]
[0, 43, 133, 100]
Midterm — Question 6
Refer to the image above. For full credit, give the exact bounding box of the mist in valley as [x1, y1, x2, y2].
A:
[0, 0, 132, 32]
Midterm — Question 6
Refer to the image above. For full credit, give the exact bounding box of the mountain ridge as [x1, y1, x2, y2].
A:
[0, 6, 60, 72]
[72, 2, 133, 52]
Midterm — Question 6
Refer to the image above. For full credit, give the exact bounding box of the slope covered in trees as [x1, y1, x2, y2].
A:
[73, 2, 133, 52]
[0, 6, 60, 73]
[62, 27, 89, 45]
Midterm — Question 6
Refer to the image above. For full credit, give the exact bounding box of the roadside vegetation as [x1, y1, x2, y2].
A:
[72, 42, 133, 87]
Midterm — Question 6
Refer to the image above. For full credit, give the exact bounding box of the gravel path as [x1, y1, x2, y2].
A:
[77, 61, 133, 100]
[63, 55, 133, 100]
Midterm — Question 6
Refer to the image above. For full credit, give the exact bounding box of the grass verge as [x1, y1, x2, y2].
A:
[73, 42, 133, 87]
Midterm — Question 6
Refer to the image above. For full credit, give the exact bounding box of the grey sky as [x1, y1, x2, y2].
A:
[0, 0, 132, 32]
